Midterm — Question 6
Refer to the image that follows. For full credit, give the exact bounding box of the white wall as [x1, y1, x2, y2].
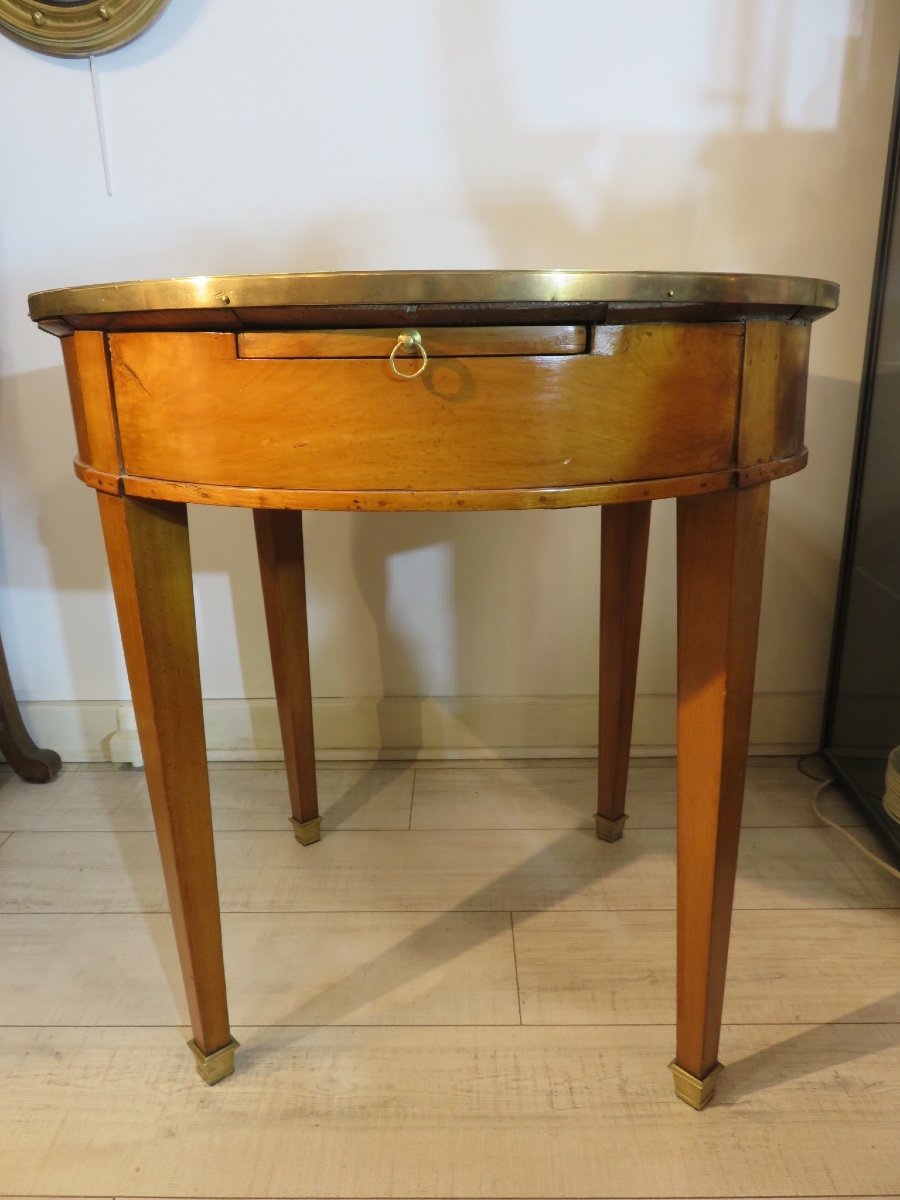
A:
[1, 0, 898, 759]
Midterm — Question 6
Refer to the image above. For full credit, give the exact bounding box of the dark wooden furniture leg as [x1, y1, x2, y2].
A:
[595, 500, 651, 840]
[97, 493, 236, 1083]
[253, 509, 320, 845]
[671, 484, 769, 1108]
[0, 631, 61, 782]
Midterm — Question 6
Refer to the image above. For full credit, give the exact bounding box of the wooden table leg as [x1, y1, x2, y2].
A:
[97, 493, 236, 1084]
[595, 500, 651, 841]
[671, 484, 769, 1108]
[254, 509, 320, 845]
[0, 632, 61, 782]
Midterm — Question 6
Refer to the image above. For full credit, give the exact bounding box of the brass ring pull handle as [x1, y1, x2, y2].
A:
[389, 329, 428, 379]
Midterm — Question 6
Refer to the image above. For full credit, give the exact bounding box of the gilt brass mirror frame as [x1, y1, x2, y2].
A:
[0, 0, 169, 57]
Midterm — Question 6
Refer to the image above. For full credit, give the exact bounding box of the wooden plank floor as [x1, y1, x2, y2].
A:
[0, 758, 898, 1199]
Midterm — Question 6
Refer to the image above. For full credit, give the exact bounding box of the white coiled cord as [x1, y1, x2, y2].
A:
[810, 774, 900, 882]
[884, 746, 900, 824]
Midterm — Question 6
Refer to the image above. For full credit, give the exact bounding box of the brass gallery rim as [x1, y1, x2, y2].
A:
[28, 270, 839, 320]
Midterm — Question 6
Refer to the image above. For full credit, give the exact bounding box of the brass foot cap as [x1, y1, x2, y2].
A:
[594, 812, 628, 842]
[290, 815, 322, 846]
[188, 1036, 240, 1085]
[668, 1059, 723, 1109]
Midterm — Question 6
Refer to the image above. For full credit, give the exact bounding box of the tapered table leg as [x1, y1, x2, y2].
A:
[253, 510, 320, 846]
[595, 501, 651, 841]
[97, 494, 236, 1083]
[670, 484, 769, 1108]
[0, 632, 61, 782]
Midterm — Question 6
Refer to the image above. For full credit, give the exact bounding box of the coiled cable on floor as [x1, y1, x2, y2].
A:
[884, 746, 900, 824]
[810, 777, 900, 881]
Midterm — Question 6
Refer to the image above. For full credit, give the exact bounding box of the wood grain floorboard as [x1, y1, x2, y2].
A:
[0, 765, 414, 832]
[1, 761, 855, 835]
[4, 908, 898, 1032]
[0, 761, 896, 1200]
[0, 911, 519, 1027]
[410, 763, 860, 830]
[0, 826, 895, 914]
[1, 1025, 897, 1197]
[512, 908, 900, 1025]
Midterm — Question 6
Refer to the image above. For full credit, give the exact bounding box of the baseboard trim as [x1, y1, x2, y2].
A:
[6, 693, 823, 766]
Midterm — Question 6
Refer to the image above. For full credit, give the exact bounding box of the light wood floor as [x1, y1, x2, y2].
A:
[0, 757, 898, 1200]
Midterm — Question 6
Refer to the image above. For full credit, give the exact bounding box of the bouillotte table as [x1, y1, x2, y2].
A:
[29, 270, 837, 1108]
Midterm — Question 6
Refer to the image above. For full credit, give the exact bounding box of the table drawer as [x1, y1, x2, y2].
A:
[238, 326, 586, 358]
[109, 324, 742, 493]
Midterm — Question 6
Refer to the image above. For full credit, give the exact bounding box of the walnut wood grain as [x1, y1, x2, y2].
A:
[61, 331, 120, 478]
[116, 467, 743, 511]
[108, 325, 741, 494]
[674, 484, 770, 1081]
[253, 510, 319, 834]
[97, 493, 231, 1056]
[238, 326, 586, 359]
[596, 502, 651, 833]
[43, 281, 831, 1099]
[74, 452, 810, 511]
[738, 321, 811, 467]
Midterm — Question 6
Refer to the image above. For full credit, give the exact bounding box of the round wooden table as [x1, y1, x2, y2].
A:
[29, 270, 838, 1107]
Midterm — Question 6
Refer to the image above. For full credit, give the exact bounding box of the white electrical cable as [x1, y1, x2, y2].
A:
[810, 777, 900, 881]
[884, 746, 900, 824]
[89, 55, 113, 196]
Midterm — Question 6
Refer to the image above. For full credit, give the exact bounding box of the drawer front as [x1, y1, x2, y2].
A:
[110, 325, 742, 492]
[238, 326, 586, 358]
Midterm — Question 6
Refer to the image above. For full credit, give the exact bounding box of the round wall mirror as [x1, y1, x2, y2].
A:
[0, 0, 170, 56]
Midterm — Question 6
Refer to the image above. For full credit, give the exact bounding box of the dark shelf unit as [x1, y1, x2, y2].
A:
[821, 63, 900, 865]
